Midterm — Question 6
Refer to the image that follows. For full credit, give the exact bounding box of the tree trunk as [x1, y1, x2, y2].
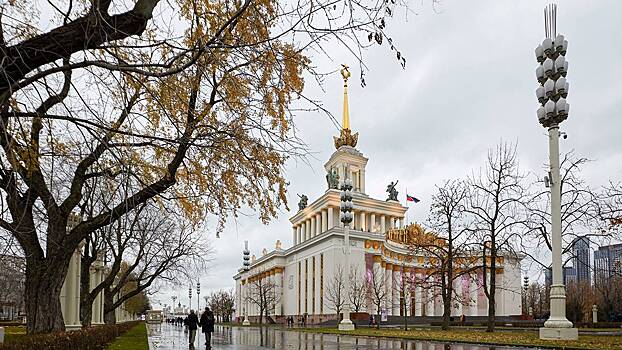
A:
[25, 270, 66, 333]
[486, 252, 497, 332]
[80, 293, 95, 327]
[24, 257, 69, 333]
[103, 291, 116, 324]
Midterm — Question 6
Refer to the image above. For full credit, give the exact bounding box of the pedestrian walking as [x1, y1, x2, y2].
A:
[186, 310, 199, 346]
[199, 307, 215, 348]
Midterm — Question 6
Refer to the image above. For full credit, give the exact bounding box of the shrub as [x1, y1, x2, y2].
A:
[0, 322, 140, 350]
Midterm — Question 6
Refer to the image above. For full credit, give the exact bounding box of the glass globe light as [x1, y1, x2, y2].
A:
[554, 35, 565, 51]
[535, 45, 544, 61]
[542, 38, 553, 53]
[556, 98, 567, 115]
[536, 86, 546, 104]
[555, 77, 567, 95]
[555, 55, 566, 74]
[543, 58, 555, 76]
[545, 99, 556, 116]
[544, 79, 555, 97]
[536, 66, 545, 81]
[537, 107, 546, 122]
[562, 40, 568, 54]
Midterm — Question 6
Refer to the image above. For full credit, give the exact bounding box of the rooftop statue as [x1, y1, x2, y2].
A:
[386, 180, 399, 201]
[298, 194, 308, 211]
[326, 168, 340, 189]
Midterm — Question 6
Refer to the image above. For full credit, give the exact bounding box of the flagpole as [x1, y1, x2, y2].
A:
[405, 186, 409, 226]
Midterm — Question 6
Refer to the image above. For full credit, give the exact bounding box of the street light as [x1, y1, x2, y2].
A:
[535, 3, 577, 340]
[338, 178, 355, 331]
[189, 285, 192, 312]
[523, 276, 529, 316]
[242, 240, 251, 326]
[197, 281, 201, 311]
[204, 296, 209, 309]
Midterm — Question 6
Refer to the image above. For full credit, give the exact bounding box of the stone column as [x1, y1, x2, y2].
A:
[297, 226, 302, 245]
[392, 265, 400, 315]
[321, 210, 328, 232]
[310, 217, 316, 239]
[301, 223, 306, 243]
[453, 276, 463, 316]
[380, 216, 386, 233]
[370, 214, 376, 232]
[360, 212, 366, 232]
[293, 226, 298, 246]
[372, 256, 382, 315]
[415, 272, 422, 316]
[328, 207, 334, 229]
[315, 214, 321, 235]
[469, 274, 478, 316]
[275, 269, 283, 316]
[306, 220, 311, 241]
[385, 263, 393, 315]
[399, 217, 404, 228]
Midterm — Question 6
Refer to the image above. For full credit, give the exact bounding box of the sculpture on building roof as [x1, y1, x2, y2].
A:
[386, 180, 399, 201]
[326, 168, 340, 189]
[275, 240, 282, 250]
[297, 194, 308, 211]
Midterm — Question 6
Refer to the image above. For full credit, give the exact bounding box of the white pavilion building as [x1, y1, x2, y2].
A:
[233, 67, 523, 324]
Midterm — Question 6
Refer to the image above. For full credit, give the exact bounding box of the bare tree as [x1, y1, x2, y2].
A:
[245, 271, 280, 325]
[414, 179, 474, 330]
[367, 264, 387, 329]
[525, 153, 603, 269]
[1, 0, 409, 333]
[465, 142, 528, 332]
[349, 268, 368, 314]
[325, 265, 346, 319]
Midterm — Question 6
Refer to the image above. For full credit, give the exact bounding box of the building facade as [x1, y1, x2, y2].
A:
[571, 236, 591, 284]
[233, 67, 523, 324]
[594, 243, 622, 284]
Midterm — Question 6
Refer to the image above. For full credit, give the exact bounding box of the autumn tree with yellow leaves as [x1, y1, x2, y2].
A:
[0, 0, 406, 334]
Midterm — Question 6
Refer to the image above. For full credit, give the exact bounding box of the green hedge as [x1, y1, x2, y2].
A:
[0, 322, 140, 350]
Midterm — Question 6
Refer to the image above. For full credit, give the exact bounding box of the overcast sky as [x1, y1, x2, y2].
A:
[153, 1, 622, 307]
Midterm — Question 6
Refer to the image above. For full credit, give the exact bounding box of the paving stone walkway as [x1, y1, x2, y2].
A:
[147, 323, 532, 350]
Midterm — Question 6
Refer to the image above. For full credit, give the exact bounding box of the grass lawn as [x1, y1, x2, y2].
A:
[1, 326, 27, 343]
[299, 327, 622, 350]
[106, 322, 149, 350]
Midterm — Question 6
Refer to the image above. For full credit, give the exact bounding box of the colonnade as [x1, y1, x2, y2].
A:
[371, 257, 486, 317]
[59, 244, 107, 329]
[292, 208, 405, 246]
[239, 268, 283, 319]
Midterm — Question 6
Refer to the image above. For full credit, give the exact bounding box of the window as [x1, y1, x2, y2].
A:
[305, 259, 308, 313]
[312, 256, 316, 314]
[320, 254, 324, 314]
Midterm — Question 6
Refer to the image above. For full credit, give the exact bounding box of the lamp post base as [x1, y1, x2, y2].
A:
[539, 326, 578, 340]
[338, 319, 355, 331]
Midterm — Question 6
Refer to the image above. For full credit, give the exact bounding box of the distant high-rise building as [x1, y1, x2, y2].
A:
[544, 266, 576, 286]
[594, 243, 622, 284]
[571, 236, 591, 284]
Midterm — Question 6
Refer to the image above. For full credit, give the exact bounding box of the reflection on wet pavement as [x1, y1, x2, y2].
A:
[147, 323, 539, 350]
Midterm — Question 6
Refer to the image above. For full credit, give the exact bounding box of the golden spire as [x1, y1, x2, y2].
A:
[341, 64, 351, 130]
[334, 64, 359, 149]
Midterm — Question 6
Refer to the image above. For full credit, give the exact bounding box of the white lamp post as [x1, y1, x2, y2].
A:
[338, 178, 355, 331]
[196, 281, 201, 311]
[535, 3, 577, 340]
[242, 241, 251, 326]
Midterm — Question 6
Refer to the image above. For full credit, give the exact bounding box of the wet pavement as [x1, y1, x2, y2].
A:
[147, 323, 542, 350]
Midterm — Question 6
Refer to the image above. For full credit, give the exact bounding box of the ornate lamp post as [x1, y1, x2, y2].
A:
[535, 3, 577, 340]
[338, 178, 355, 331]
[188, 285, 192, 312]
[197, 281, 201, 311]
[242, 240, 251, 326]
[523, 276, 529, 316]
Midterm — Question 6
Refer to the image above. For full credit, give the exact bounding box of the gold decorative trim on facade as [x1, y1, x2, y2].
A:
[386, 223, 444, 247]
[333, 64, 359, 149]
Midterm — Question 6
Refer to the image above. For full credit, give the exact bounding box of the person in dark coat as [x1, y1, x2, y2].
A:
[199, 307, 215, 348]
[187, 310, 199, 346]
